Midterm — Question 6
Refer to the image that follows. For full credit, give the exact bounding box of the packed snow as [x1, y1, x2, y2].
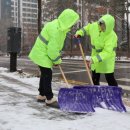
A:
[0, 67, 130, 130]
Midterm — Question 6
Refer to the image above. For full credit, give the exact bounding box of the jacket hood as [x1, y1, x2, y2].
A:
[99, 14, 115, 34]
[58, 9, 79, 31]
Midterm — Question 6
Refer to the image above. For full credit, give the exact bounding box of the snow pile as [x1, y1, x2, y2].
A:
[0, 67, 8, 72]
[63, 56, 91, 60]
[63, 56, 130, 62]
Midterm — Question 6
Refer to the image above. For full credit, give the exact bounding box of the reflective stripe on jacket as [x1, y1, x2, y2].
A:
[76, 14, 117, 73]
[29, 9, 79, 68]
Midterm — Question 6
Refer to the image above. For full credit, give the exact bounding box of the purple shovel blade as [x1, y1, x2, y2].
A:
[73, 86, 126, 112]
[73, 86, 104, 108]
[58, 88, 95, 113]
[101, 86, 126, 112]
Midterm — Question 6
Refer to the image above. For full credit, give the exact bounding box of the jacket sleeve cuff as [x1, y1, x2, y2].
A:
[92, 54, 102, 63]
[76, 30, 84, 36]
[52, 56, 62, 64]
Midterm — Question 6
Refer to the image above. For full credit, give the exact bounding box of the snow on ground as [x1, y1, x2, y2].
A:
[63, 56, 130, 62]
[0, 67, 130, 130]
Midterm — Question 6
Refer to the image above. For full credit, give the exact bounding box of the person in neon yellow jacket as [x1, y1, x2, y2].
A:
[29, 9, 79, 108]
[75, 14, 118, 86]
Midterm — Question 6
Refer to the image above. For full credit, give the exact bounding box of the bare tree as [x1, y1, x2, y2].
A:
[36, 0, 129, 57]
[42, 0, 58, 25]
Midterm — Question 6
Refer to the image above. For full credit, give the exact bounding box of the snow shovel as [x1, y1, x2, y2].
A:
[58, 65, 95, 113]
[73, 86, 126, 112]
[73, 38, 126, 112]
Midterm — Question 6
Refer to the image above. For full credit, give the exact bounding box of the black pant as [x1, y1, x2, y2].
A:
[92, 70, 118, 86]
[38, 66, 53, 100]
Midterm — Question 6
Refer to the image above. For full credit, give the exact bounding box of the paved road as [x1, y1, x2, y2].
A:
[0, 56, 130, 93]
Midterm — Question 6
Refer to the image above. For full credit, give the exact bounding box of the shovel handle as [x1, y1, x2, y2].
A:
[59, 65, 69, 88]
[78, 39, 94, 85]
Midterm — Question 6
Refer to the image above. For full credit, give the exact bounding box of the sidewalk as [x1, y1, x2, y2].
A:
[0, 67, 130, 130]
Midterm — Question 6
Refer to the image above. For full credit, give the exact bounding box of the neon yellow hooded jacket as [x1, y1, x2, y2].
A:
[29, 9, 79, 68]
[76, 14, 117, 73]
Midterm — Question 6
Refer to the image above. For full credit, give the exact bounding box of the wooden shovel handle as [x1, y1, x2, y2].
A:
[78, 40, 94, 85]
[59, 65, 69, 88]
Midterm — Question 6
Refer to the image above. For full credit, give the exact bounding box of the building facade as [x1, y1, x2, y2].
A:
[0, 0, 11, 20]
[0, 0, 38, 54]
[0, 0, 12, 52]
[11, 0, 38, 54]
